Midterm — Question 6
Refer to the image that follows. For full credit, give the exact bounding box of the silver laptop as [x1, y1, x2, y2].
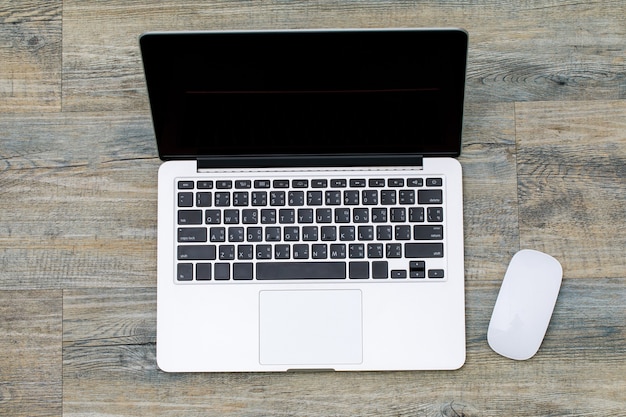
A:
[140, 28, 468, 372]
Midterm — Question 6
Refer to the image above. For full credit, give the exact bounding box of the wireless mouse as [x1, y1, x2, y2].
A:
[487, 249, 563, 360]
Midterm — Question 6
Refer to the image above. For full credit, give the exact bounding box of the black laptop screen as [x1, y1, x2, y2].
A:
[140, 29, 468, 161]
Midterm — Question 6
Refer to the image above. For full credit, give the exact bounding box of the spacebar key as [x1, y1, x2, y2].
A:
[257, 262, 346, 280]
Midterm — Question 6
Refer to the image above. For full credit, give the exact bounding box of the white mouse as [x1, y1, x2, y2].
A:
[488, 249, 563, 360]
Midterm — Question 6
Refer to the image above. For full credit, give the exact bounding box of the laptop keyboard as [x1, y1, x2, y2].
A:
[174, 175, 446, 282]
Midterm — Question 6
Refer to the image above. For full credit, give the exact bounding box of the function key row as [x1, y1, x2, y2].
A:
[178, 178, 442, 190]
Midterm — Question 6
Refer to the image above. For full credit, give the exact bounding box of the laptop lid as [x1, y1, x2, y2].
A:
[140, 28, 468, 166]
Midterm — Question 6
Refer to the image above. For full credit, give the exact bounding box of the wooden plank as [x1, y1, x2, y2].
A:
[0, 290, 62, 417]
[460, 102, 519, 280]
[61, 1, 626, 112]
[0, 1, 62, 112]
[515, 100, 626, 279]
[0, 112, 159, 289]
[62, 281, 625, 416]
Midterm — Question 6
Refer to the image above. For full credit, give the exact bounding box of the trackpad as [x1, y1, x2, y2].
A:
[259, 290, 363, 366]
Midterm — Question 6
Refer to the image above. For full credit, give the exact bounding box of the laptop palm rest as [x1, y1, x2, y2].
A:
[259, 290, 363, 366]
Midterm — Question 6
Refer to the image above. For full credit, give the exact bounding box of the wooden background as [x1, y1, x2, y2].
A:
[1, 1, 624, 416]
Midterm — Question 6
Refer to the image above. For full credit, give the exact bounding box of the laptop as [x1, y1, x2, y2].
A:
[140, 28, 468, 372]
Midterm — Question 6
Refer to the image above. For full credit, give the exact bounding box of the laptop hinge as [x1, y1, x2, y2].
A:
[197, 155, 424, 170]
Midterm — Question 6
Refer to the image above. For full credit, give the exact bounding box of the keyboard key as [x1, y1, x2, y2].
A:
[381, 190, 396, 205]
[386, 243, 402, 258]
[233, 263, 253, 280]
[257, 262, 346, 279]
[177, 263, 193, 281]
[321, 226, 337, 241]
[307, 191, 323, 205]
[196, 192, 212, 207]
[409, 207, 425, 222]
[247, 227, 263, 242]
[311, 179, 327, 188]
[288, 191, 304, 206]
[214, 192, 230, 206]
[426, 178, 443, 187]
[196, 263, 212, 280]
[251, 191, 267, 206]
[311, 244, 327, 259]
[209, 227, 225, 242]
[427, 207, 444, 222]
[270, 191, 285, 206]
[339, 226, 355, 241]
[330, 244, 346, 259]
[216, 180, 232, 189]
[414, 225, 444, 240]
[358, 226, 374, 240]
[371, 208, 387, 223]
[350, 179, 366, 187]
[408, 178, 423, 187]
[178, 228, 207, 242]
[376, 225, 393, 240]
[205, 209, 221, 224]
[293, 244, 309, 259]
[223, 209, 239, 224]
[178, 181, 194, 189]
[428, 269, 445, 279]
[279, 208, 295, 224]
[178, 210, 202, 225]
[214, 263, 230, 280]
[261, 209, 276, 224]
[302, 226, 318, 241]
[219, 245, 235, 260]
[242, 209, 258, 224]
[349, 243, 365, 259]
[178, 192, 193, 207]
[362, 190, 378, 205]
[367, 243, 384, 258]
[405, 243, 444, 258]
[391, 270, 407, 279]
[256, 245, 272, 259]
[372, 261, 388, 279]
[399, 190, 415, 204]
[177, 245, 216, 260]
[233, 192, 249, 206]
[235, 180, 251, 189]
[349, 262, 369, 279]
[238, 245, 253, 260]
[228, 227, 244, 242]
[274, 244, 290, 259]
[418, 189, 443, 204]
[325, 190, 341, 205]
[254, 180, 270, 188]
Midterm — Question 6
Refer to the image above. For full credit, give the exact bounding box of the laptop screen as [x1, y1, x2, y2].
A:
[140, 29, 468, 161]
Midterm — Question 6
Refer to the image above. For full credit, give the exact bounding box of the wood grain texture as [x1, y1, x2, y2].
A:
[0, 1, 62, 112]
[460, 102, 519, 281]
[0, 112, 159, 289]
[60, 0, 626, 113]
[61, 281, 625, 416]
[516, 100, 626, 279]
[0, 290, 62, 417]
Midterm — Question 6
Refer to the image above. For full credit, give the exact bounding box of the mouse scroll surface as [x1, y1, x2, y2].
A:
[488, 250, 563, 360]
